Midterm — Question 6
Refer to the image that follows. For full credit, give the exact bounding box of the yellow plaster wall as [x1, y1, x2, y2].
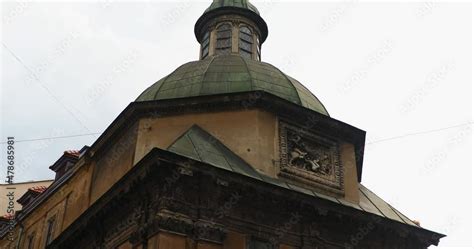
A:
[340, 142, 360, 203]
[19, 191, 68, 248]
[90, 122, 139, 203]
[62, 164, 93, 229]
[133, 110, 360, 202]
[134, 110, 279, 177]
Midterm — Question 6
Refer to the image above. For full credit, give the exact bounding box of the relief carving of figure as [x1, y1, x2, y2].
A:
[281, 124, 342, 191]
[287, 133, 332, 175]
[308, 158, 321, 171]
[289, 147, 307, 167]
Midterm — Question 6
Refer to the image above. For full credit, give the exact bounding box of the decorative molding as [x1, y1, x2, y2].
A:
[193, 220, 226, 244]
[279, 121, 344, 195]
[207, 15, 262, 39]
[102, 206, 143, 248]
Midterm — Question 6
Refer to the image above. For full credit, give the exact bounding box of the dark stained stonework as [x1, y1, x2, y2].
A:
[47, 148, 443, 249]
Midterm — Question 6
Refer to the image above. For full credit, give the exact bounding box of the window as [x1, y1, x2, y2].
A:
[216, 23, 232, 55]
[239, 26, 253, 59]
[201, 31, 210, 59]
[45, 217, 56, 246]
[256, 36, 261, 61]
[27, 234, 35, 249]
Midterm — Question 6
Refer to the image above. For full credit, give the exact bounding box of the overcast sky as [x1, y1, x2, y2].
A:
[1, 1, 472, 248]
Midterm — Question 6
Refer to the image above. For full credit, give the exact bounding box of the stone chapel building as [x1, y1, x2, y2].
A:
[0, 1, 444, 248]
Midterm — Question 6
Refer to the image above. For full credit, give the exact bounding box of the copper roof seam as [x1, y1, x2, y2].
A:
[186, 133, 203, 162]
[363, 186, 407, 221]
[359, 187, 387, 219]
[198, 56, 217, 96]
[288, 75, 330, 115]
[387, 203, 415, 226]
[271, 64, 302, 106]
[239, 55, 256, 91]
[152, 62, 192, 100]
[152, 74, 172, 100]
[215, 143, 237, 172]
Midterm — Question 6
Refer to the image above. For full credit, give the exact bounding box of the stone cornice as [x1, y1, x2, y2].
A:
[46, 148, 444, 248]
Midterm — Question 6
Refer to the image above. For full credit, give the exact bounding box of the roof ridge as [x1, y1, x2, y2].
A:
[386, 202, 418, 226]
[198, 56, 217, 96]
[166, 125, 202, 162]
[271, 64, 302, 106]
[167, 125, 261, 179]
[152, 63, 190, 100]
[239, 55, 256, 90]
[186, 132, 204, 162]
[286, 74, 330, 115]
[359, 185, 386, 218]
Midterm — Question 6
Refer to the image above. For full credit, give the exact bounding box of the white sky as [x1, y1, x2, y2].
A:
[0, 1, 472, 248]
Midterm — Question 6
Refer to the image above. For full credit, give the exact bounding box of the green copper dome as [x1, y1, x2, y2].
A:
[136, 55, 329, 116]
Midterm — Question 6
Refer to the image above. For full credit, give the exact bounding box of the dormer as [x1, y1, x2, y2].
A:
[49, 147, 88, 180]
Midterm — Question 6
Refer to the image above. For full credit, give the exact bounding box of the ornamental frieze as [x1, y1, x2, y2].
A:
[279, 121, 344, 194]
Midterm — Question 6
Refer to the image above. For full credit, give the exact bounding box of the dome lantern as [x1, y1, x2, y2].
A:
[136, 0, 330, 116]
[194, 0, 268, 61]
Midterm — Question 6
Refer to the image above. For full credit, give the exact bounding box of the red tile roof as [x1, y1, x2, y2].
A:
[1, 214, 14, 220]
[64, 150, 80, 157]
[29, 186, 48, 194]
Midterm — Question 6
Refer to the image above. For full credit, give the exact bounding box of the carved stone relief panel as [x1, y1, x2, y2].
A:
[279, 121, 344, 194]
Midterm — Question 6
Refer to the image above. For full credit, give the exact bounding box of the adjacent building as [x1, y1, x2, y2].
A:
[0, 180, 53, 214]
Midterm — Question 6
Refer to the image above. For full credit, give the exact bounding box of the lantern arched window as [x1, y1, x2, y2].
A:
[216, 23, 232, 55]
[239, 26, 253, 59]
[201, 31, 210, 59]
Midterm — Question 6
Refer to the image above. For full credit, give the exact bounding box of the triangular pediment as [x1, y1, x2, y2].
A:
[167, 125, 262, 180]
